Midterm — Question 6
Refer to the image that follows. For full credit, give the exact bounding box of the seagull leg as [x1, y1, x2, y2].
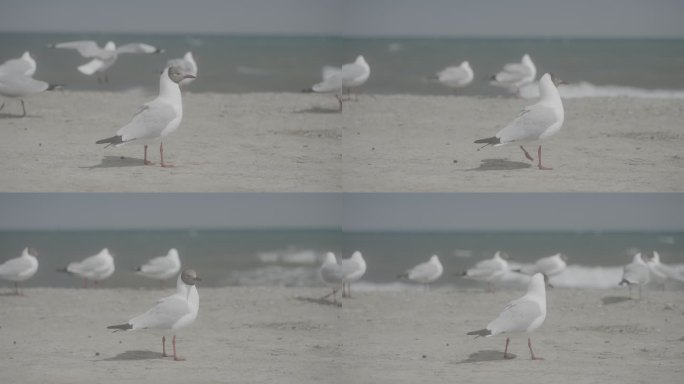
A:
[162, 336, 168, 357]
[160, 142, 174, 168]
[172, 335, 185, 361]
[143, 145, 154, 165]
[20, 100, 26, 117]
[0, 102, 5, 113]
[335, 94, 343, 111]
[105, 74, 109, 84]
[504, 337, 513, 359]
[519, 145, 534, 162]
[528, 337, 544, 360]
[537, 146, 553, 170]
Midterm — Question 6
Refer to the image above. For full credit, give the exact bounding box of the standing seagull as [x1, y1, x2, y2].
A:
[57, 248, 115, 288]
[398, 255, 443, 291]
[0, 247, 39, 295]
[0, 73, 61, 117]
[0, 52, 37, 76]
[318, 252, 345, 304]
[461, 251, 509, 293]
[48, 40, 164, 83]
[340, 251, 366, 298]
[96, 65, 196, 167]
[520, 253, 568, 277]
[619, 253, 650, 299]
[646, 251, 684, 290]
[166, 52, 197, 86]
[134, 248, 182, 289]
[302, 66, 343, 111]
[490, 54, 537, 95]
[475, 73, 565, 170]
[108, 269, 201, 361]
[467, 273, 547, 360]
[433, 61, 474, 92]
[341, 55, 370, 101]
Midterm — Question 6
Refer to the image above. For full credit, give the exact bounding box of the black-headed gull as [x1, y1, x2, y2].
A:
[461, 251, 509, 293]
[398, 255, 443, 291]
[646, 251, 684, 290]
[619, 253, 650, 299]
[341, 55, 370, 100]
[520, 253, 568, 277]
[318, 252, 345, 304]
[467, 273, 547, 360]
[0, 247, 39, 295]
[0, 52, 36, 77]
[302, 66, 343, 111]
[134, 248, 182, 289]
[340, 251, 366, 298]
[57, 248, 115, 288]
[433, 61, 473, 92]
[48, 40, 163, 84]
[95, 65, 196, 167]
[166, 52, 197, 87]
[475, 73, 565, 170]
[490, 54, 537, 94]
[108, 269, 201, 361]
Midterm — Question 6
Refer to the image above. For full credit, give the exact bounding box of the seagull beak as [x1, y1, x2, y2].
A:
[183, 75, 196, 80]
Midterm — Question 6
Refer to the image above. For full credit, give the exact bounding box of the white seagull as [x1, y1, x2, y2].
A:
[520, 253, 568, 277]
[0, 52, 36, 76]
[95, 65, 196, 167]
[646, 251, 683, 290]
[619, 253, 650, 299]
[58, 248, 115, 288]
[340, 251, 366, 298]
[461, 251, 509, 292]
[48, 40, 163, 83]
[166, 52, 197, 86]
[0, 247, 39, 295]
[433, 61, 474, 92]
[341, 55, 370, 100]
[467, 273, 547, 360]
[398, 255, 443, 291]
[318, 252, 345, 304]
[475, 73, 565, 170]
[108, 269, 201, 361]
[134, 248, 182, 289]
[0, 73, 61, 117]
[302, 66, 343, 111]
[490, 54, 537, 94]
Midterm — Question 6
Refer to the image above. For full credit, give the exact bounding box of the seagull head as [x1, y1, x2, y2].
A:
[181, 269, 202, 285]
[495, 251, 509, 260]
[167, 65, 196, 84]
[104, 41, 116, 51]
[559, 253, 569, 262]
[26, 247, 39, 257]
[548, 73, 567, 86]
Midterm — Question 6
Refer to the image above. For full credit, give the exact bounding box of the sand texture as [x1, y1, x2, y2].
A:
[1, 287, 682, 383]
[0, 92, 682, 191]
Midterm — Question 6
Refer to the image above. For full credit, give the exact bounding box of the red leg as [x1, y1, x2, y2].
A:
[160, 142, 174, 168]
[504, 337, 513, 359]
[162, 336, 168, 357]
[144, 145, 154, 165]
[537, 146, 553, 170]
[520, 145, 534, 161]
[172, 335, 185, 361]
[528, 337, 544, 360]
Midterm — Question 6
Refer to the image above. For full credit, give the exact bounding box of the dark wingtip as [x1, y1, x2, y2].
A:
[56, 267, 68, 273]
[466, 328, 492, 337]
[96, 135, 123, 145]
[155, 48, 165, 54]
[107, 323, 133, 331]
[474, 136, 500, 145]
[301, 88, 314, 93]
[47, 84, 64, 91]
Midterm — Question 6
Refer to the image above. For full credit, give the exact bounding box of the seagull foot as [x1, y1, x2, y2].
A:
[173, 355, 186, 361]
[537, 165, 553, 171]
[161, 163, 175, 168]
[504, 353, 514, 360]
[144, 160, 155, 165]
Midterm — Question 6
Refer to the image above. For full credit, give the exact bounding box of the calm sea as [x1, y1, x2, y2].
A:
[1, 230, 682, 289]
[1, 33, 683, 96]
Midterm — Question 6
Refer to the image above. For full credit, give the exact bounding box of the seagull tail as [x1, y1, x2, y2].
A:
[466, 328, 492, 338]
[301, 87, 314, 93]
[107, 323, 133, 332]
[396, 271, 409, 279]
[56, 267, 70, 274]
[474, 136, 501, 145]
[96, 135, 123, 147]
[47, 84, 64, 91]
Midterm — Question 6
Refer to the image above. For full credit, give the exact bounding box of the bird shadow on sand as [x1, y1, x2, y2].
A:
[0, 113, 33, 119]
[292, 106, 341, 114]
[101, 350, 164, 361]
[456, 350, 515, 364]
[467, 158, 531, 171]
[601, 296, 633, 305]
[294, 296, 342, 308]
[81, 156, 149, 169]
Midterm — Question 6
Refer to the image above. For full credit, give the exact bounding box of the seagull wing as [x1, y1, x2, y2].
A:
[129, 294, 192, 330]
[53, 41, 103, 58]
[487, 298, 543, 335]
[0, 75, 49, 97]
[320, 262, 345, 283]
[0, 257, 32, 277]
[0, 59, 32, 77]
[496, 104, 558, 144]
[116, 100, 177, 143]
[139, 255, 175, 275]
[116, 43, 160, 54]
[341, 62, 365, 82]
[408, 261, 437, 280]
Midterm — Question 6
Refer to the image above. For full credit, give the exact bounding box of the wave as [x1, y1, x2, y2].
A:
[256, 248, 321, 265]
[519, 81, 684, 100]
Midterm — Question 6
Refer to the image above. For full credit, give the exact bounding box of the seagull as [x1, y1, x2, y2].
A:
[318, 252, 345, 304]
[340, 251, 366, 298]
[57, 248, 115, 288]
[461, 251, 509, 293]
[108, 269, 201, 361]
[467, 273, 547, 360]
[0, 52, 36, 76]
[95, 65, 196, 167]
[645, 251, 683, 290]
[619, 253, 650, 299]
[433, 61, 474, 92]
[302, 66, 343, 111]
[0, 247, 39, 295]
[398, 255, 443, 291]
[134, 248, 182, 289]
[0, 73, 62, 117]
[341, 55, 370, 100]
[490, 54, 537, 94]
[475, 73, 565, 170]
[166, 52, 197, 86]
[48, 40, 164, 83]
[520, 253, 568, 277]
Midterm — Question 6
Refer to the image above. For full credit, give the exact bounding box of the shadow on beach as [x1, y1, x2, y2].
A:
[102, 350, 164, 361]
[292, 106, 341, 114]
[456, 349, 516, 364]
[467, 158, 531, 171]
[82, 156, 149, 169]
[294, 296, 342, 307]
[601, 296, 633, 305]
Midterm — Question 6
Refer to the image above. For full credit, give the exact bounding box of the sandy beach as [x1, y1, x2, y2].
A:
[0, 286, 682, 383]
[0, 91, 682, 192]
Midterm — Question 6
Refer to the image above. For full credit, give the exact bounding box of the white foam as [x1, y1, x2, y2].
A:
[256, 249, 320, 265]
[519, 81, 684, 99]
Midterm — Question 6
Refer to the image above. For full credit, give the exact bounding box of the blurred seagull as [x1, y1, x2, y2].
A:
[0, 73, 62, 117]
[134, 248, 182, 289]
[398, 255, 443, 291]
[461, 251, 509, 293]
[0, 52, 36, 77]
[319, 252, 345, 304]
[432, 61, 473, 92]
[645, 251, 684, 290]
[166, 52, 197, 86]
[340, 251, 366, 298]
[0, 247, 39, 295]
[341, 55, 370, 101]
[520, 253, 568, 277]
[490, 54, 537, 95]
[302, 66, 343, 111]
[619, 253, 650, 299]
[57, 248, 115, 288]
